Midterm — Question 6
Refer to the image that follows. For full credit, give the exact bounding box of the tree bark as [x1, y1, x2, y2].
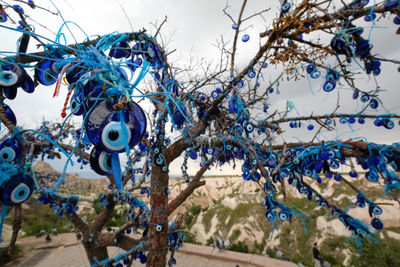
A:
[147, 165, 169, 267]
[84, 244, 109, 265]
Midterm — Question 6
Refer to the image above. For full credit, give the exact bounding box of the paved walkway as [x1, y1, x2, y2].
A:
[7, 234, 296, 267]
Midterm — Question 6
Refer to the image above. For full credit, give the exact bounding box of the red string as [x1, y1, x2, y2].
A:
[61, 90, 73, 118]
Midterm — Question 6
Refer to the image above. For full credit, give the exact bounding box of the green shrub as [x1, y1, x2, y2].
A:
[189, 204, 201, 216]
[0, 245, 21, 265]
[348, 238, 400, 267]
[229, 241, 249, 253]
[206, 236, 214, 246]
[231, 229, 241, 242]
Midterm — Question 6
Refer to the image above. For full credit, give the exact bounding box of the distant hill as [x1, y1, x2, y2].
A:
[33, 161, 108, 197]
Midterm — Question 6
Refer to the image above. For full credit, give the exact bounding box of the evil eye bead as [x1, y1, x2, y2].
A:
[0, 70, 19, 87]
[86, 98, 146, 151]
[369, 98, 379, 109]
[310, 70, 321, 79]
[265, 210, 275, 222]
[360, 94, 370, 103]
[355, 228, 364, 235]
[70, 93, 85, 116]
[242, 34, 250, 42]
[358, 118, 365, 124]
[211, 90, 219, 99]
[383, 119, 395, 129]
[89, 147, 112, 175]
[281, 2, 291, 13]
[356, 200, 366, 208]
[0, 146, 16, 163]
[100, 121, 132, 152]
[0, 173, 34, 206]
[247, 69, 256, 78]
[322, 80, 336, 92]
[232, 24, 238, 30]
[246, 123, 254, 133]
[307, 124, 314, 130]
[0, 13, 7, 23]
[332, 210, 339, 216]
[339, 117, 347, 124]
[35, 61, 58, 86]
[279, 211, 289, 221]
[371, 205, 382, 215]
[330, 160, 339, 169]
[156, 224, 163, 232]
[394, 16, 400, 25]
[155, 157, 164, 166]
[365, 170, 379, 182]
[0, 139, 21, 163]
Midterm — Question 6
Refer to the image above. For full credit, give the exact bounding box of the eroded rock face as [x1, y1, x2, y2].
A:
[33, 161, 108, 196]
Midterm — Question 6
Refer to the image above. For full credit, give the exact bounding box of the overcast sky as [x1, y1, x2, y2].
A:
[1, 0, 399, 178]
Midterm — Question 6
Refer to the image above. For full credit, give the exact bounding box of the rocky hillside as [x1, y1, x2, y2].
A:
[33, 161, 108, 198]
[169, 176, 400, 267]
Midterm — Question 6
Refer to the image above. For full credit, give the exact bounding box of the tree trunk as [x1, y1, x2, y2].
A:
[147, 165, 169, 267]
[84, 244, 109, 265]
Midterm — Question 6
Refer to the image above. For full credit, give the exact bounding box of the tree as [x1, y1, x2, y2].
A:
[0, 0, 400, 266]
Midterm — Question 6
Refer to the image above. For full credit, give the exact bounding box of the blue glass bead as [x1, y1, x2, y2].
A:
[383, 119, 394, 129]
[360, 94, 370, 103]
[307, 124, 314, 130]
[371, 217, 383, 230]
[262, 62, 268, 68]
[364, 13, 376, 22]
[242, 34, 250, 42]
[247, 69, 256, 78]
[365, 170, 379, 182]
[339, 117, 347, 124]
[28, 0, 35, 9]
[334, 174, 343, 181]
[123, 257, 130, 265]
[374, 119, 383, 127]
[352, 89, 359, 99]
[0, 14, 7, 23]
[358, 118, 365, 124]
[306, 64, 315, 74]
[232, 24, 238, 30]
[323, 80, 336, 92]
[12, 5, 24, 14]
[281, 2, 291, 13]
[310, 70, 321, 79]
[349, 170, 358, 178]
